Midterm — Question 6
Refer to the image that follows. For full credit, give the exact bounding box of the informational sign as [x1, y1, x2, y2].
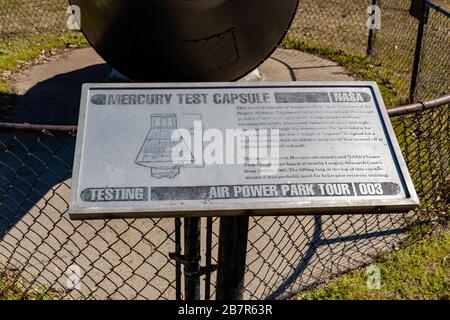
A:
[69, 82, 419, 219]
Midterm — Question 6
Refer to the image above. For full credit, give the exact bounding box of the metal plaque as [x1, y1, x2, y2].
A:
[70, 82, 419, 219]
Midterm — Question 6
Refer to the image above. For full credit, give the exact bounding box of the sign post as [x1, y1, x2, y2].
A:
[183, 217, 202, 300]
[216, 216, 250, 300]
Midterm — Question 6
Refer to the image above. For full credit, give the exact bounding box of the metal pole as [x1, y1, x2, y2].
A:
[410, 1, 429, 102]
[216, 216, 249, 300]
[174, 218, 182, 300]
[387, 94, 450, 117]
[204, 217, 213, 300]
[184, 217, 201, 300]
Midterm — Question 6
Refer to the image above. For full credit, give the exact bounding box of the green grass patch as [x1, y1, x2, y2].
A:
[282, 36, 403, 108]
[0, 32, 88, 91]
[298, 226, 450, 300]
[0, 271, 56, 300]
[0, 32, 88, 116]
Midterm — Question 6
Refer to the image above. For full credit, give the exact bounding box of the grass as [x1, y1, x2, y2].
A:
[282, 36, 403, 108]
[297, 225, 450, 300]
[390, 103, 450, 219]
[288, 0, 450, 102]
[0, 32, 87, 90]
[0, 0, 68, 38]
[0, 270, 56, 300]
[0, 32, 88, 117]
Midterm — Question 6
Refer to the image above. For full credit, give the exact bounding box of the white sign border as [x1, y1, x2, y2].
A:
[69, 81, 419, 219]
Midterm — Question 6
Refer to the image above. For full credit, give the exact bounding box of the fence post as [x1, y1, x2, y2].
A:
[184, 217, 202, 300]
[174, 217, 182, 300]
[410, 0, 429, 102]
[204, 217, 214, 300]
[216, 216, 249, 300]
[367, 0, 378, 56]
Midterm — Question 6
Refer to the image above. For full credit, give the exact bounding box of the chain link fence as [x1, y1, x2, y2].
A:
[289, 0, 371, 57]
[0, 0, 448, 101]
[0, 100, 447, 300]
[372, 0, 420, 100]
[0, 0, 449, 299]
[0, 0, 67, 38]
[287, 0, 450, 103]
[414, 2, 450, 100]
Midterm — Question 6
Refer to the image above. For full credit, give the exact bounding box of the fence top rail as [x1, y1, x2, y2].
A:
[0, 95, 448, 134]
[0, 122, 77, 135]
[427, 0, 450, 17]
[387, 94, 450, 117]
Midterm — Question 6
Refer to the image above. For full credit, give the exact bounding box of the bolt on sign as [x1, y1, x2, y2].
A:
[69, 82, 419, 219]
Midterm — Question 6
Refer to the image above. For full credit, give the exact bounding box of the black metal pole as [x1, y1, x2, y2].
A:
[184, 217, 201, 300]
[174, 218, 182, 300]
[204, 217, 213, 300]
[410, 1, 429, 102]
[216, 216, 249, 300]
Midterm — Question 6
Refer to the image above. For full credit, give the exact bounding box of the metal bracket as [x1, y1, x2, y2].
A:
[169, 252, 217, 277]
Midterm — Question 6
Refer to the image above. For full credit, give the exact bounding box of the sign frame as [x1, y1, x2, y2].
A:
[69, 81, 419, 220]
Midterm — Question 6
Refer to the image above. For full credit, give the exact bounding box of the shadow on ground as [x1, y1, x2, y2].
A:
[0, 63, 111, 235]
[0, 91, 18, 121]
[6, 64, 111, 125]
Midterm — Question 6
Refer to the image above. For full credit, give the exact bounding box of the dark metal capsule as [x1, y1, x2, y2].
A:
[70, 0, 299, 82]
